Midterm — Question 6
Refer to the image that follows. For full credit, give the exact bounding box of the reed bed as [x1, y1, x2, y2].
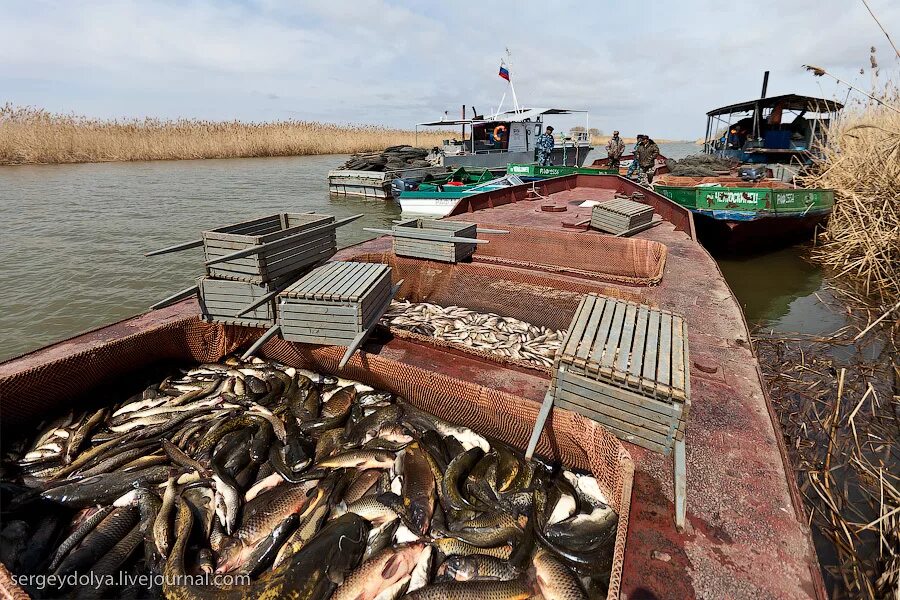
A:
[0, 104, 450, 165]
[755, 281, 899, 599]
[807, 86, 900, 311]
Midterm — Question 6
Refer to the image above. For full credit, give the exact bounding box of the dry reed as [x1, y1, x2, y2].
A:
[0, 104, 450, 165]
[755, 280, 899, 599]
[807, 84, 900, 310]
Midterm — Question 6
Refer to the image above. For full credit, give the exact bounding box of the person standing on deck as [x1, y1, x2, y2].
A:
[635, 135, 660, 185]
[606, 131, 625, 169]
[536, 126, 555, 166]
[626, 135, 644, 179]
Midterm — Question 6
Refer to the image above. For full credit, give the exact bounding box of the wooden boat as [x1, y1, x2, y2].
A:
[1, 173, 826, 599]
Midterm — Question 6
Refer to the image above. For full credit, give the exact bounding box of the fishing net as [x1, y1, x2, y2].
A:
[467, 224, 667, 286]
[0, 310, 633, 600]
[655, 175, 796, 189]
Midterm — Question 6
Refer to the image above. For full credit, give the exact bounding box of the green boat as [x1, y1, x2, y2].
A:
[654, 183, 834, 251]
[505, 163, 618, 179]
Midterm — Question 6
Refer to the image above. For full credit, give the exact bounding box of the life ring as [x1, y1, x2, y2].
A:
[492, 125, 507, 142]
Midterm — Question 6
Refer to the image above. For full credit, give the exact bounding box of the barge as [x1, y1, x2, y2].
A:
[654, 176, 834, 251]
[0, 177, 824, 599]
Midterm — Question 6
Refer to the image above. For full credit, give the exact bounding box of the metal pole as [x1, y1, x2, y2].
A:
[760, 70, 770, 99]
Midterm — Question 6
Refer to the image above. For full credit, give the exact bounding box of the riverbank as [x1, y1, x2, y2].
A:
[0, 105, 450, 165]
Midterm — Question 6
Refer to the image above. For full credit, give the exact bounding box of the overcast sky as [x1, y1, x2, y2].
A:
[2, 0, 898, 139]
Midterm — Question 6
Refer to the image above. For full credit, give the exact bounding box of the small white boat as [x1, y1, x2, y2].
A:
[397, 175, 525, 217]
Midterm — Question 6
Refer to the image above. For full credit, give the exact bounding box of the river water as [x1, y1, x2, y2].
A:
[0, 143, 820, 360]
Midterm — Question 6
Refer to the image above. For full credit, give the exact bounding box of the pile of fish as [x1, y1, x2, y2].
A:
[1, 357, 617, 599]
[381, 301, 565, 369]
[338, 146, 433, 172]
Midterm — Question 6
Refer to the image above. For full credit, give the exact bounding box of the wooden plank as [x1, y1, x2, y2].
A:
[671, 315, 687, 401]
[674, 438, 686, 529]
[554, 396, 671, 453]
[279, 323, 359, 341]
[629, 305, 649, 386]
[361, 279, 394, 326]
[239, 324, 282, 360]
[338, 263, 377, 302]
[320, 262, 360, 302]
[615, 303, 637, 379]
[279, 302, 358, 317]
[277, 316, 360, 331]
[328, 262, 368, 301]
[312, 263, 353, 301]
[558, 370, 682, 420]
[560, 294, 596, 362]
[600, 301, 627, 376]
[345, 264, 386, 302]
[575, 296, 606, 365]
[288, 263, 339, 298]
[554, 386, 673, 436]
[658, 312, 673, 395]
[525, 390, 556, 460]
[586, 298, 617, 373]
[641, 310, 660, 391]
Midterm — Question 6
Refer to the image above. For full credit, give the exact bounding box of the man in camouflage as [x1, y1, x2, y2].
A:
[635, 134, 660, 185]
[605, 130, 625, 169]
[536, 126, 555, 166]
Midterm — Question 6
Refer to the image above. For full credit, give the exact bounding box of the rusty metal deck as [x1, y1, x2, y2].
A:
[0, 175, 823, 599]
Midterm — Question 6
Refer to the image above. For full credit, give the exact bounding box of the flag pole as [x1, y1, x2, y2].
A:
[505, 49, 521, 114]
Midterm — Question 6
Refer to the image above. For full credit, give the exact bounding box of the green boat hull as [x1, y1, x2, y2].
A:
[653, 185, 834, 222]
[506, 164, 618, 178]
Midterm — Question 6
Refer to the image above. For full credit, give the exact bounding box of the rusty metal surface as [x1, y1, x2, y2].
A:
[0, 177, 824, 599]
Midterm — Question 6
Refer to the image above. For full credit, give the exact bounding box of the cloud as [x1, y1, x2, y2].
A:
[0, 0, 897, 138]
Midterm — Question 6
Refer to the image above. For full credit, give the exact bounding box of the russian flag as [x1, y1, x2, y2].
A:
[498, 64, 510, 81]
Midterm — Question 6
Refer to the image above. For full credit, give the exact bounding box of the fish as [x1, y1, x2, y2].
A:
[5, 356, 614, 598]
[532, 549, 589, 600]
[316, 449, 396, 470]
[435, 555, 521, 582]
[332, 543, 425, 600]
[400, 579, 531, 600]
[401, 443, 437, 536]
[53, 506, 139, 577]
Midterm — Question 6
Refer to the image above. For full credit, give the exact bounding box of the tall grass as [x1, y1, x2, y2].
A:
[808, 85, 900, 309]
[0, 105, 450, 165]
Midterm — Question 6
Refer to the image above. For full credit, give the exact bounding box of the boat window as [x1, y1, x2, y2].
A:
[471, 122, 510, 152]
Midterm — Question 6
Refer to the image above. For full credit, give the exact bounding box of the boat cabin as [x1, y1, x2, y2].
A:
[415, 108, 593, 169]
[703, 93, 843, 164]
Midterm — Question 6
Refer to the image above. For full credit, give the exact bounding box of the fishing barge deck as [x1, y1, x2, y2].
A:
[0, 176, 824, 599]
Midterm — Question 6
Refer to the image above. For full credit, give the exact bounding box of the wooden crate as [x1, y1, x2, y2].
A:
[590, 199, 654, 235]
[392, 219, 477, 263]
[552, 293, 690, 454]
[277, 261, 393, 345]
[198, 276, 278, 328]
[203, 213, 337, 284]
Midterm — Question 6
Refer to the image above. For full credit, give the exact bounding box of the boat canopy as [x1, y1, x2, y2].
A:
[706, 94, 843, 117]
[417, 107, 587, 127]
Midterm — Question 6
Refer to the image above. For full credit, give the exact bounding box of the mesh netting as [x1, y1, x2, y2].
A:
[466, 224, 667, 286]
[0, 315, 633, 600]
[347, 252, 650, 374]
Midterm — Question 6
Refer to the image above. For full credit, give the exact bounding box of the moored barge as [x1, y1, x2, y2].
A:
[0, 176, 825, 599]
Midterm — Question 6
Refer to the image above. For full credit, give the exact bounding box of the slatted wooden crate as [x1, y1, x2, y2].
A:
[392, 218, 478, 263]
[551, 293, 690, 455]
[277, 261, 393, 345]
[198, 276, 279, 328]
[204, 213, 337, 284]
[590, 199, 654, 235]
